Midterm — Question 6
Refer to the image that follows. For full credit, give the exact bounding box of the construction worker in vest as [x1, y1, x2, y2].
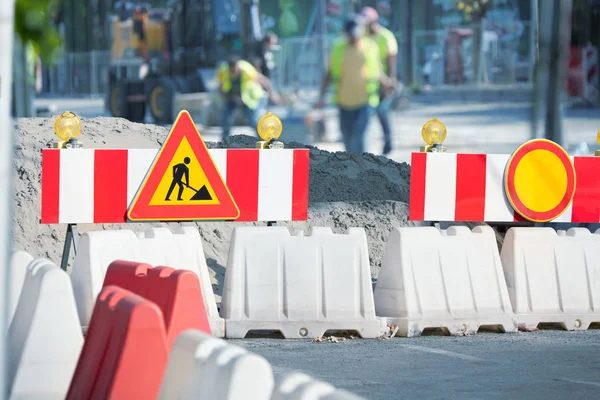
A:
[316, 16, 392, 153]
[217, 55, 281, 140]
[361, 7, 398, 155]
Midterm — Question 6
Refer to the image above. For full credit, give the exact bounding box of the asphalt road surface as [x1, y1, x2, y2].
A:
[237, 329, 600, 400]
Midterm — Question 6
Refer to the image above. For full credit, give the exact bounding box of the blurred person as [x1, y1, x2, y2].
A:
[361, 6, 398, 155]
[217, 55, 281, 140]
[254, 32, 278, 79]
[316, 16, 391, 153]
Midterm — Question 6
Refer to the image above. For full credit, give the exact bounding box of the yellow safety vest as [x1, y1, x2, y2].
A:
[330, 38, 381, 108]
[217, 60, 264, 110]
[25, 43, 37, 86]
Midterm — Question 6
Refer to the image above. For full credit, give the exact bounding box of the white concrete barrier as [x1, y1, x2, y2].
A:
[8, 258, 84, 399]
[374, 226, 517, 337]
[8, 251, 33, 326]
[500, 227, 600, 330]
[221, 227, 386, 339]
[272, 372, 365, 400]
[158, 329, 274, 400]
[70, 226, 224, 337]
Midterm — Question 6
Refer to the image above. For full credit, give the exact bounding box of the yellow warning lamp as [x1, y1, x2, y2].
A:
[53, 111, 83, 149]
[420, 118, 447, 153]
[256, 112, 284, 149]
[596, 130, 600, 156]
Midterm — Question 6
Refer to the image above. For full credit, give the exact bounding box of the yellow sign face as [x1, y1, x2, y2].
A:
[149, 136, 220, 206]
[513, 149, 568, 212]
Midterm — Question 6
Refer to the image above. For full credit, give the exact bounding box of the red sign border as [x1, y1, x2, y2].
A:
[505, 139, 576, 222]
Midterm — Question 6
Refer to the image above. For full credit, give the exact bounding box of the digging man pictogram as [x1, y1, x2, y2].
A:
[165, 157, 212, 201]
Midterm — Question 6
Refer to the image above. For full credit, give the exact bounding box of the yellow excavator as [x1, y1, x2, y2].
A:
[106, 0, 263, 123]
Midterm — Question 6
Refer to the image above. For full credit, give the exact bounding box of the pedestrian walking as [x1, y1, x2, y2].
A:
[361, 7, 398, 155]
[316, 16, 391, 153]
[217, 55, 281, 140]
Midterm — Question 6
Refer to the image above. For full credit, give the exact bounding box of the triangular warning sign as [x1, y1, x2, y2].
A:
[128, 111, 239, 221]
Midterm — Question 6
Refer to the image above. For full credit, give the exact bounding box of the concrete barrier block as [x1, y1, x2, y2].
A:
[375, 226, 517, 337]
[159, 329, 274, 400]
[67, 286, 169, 400]
[8, 251, 33, 325]
[104, 260, 212, 347]
[8, 259, 83, 399]
[71, 226, 224, 337]
[272, 372, 365, 400]
[71, 229, 138, 329]
[221, 227, 386, 339]
[500, 227, 600, 330]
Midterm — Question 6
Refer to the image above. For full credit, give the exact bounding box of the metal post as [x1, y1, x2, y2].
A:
[530, 0, 541, 138]
[90, 51, 97, 98]
[0, 1, 16, 397]
[316, 0, 327, 73]
[544, 0, 572, 147]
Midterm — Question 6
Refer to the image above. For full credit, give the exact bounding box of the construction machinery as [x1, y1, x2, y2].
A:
[106, 0, 263, 123]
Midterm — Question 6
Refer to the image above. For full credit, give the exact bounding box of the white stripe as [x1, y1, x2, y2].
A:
[59, 149, 95, 223]
[423, 154, 457, 221]
[399, 344, 487, 362]
[551, 156, 575, 222]
[127, 149, 158, 207]
[484, 154, 514, 222]
[257, 150, 294, 221]
[210, 149, 228, 182]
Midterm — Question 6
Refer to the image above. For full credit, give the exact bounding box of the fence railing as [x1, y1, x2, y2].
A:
[42, 51, 111, 98]
[40, 22, 534, 97]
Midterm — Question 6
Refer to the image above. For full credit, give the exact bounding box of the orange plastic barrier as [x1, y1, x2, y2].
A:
[66, 286, 168, 400]
[103, 260, 211, 347]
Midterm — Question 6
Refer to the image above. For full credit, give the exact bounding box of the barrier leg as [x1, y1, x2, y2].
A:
[60, 224, 79, 272]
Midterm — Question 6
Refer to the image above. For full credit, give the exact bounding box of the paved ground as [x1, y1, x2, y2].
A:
[34, 97, 600, 165]
[236, 329, 600, 400]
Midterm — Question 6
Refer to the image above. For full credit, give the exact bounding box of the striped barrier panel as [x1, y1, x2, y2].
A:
[409, 152, 600, 223]
[41, 148, 310, 224]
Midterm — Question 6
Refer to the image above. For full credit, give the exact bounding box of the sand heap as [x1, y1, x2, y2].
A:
[11, 117, 417, 290]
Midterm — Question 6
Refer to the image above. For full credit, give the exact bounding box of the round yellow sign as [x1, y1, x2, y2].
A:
[505, 139, 576, 222]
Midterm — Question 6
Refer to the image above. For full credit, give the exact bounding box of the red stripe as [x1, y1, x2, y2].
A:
[571, 156, 600, 222]
[94, 150, 129, 223]
[226, 150, 259, 221]
[41, 149, 60, 224]
[409, 152, 427, 221]
[454, 154, 487, 221]
[291, 150, 310, 220]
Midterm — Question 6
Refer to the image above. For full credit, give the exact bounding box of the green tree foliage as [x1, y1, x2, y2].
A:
[455, 0, 493, 22]
[14, 0, 62, 62]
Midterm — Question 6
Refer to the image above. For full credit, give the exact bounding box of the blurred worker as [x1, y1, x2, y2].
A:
[217, 55, 280, 140]
[133, 6, 148, 60]
[361, 7, 398, 155]
[316, 16, 391, 153]
[254, 32, 278, 79]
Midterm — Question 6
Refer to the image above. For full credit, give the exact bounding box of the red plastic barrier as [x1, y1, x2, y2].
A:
[103, 260, 211, 347]
[67, 286, 168, 400]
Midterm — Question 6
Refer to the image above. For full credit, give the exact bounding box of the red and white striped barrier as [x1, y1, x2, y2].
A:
[568, 45, 599, 104]
[409, 152, 600, 223]
[41, 148, 310, 224]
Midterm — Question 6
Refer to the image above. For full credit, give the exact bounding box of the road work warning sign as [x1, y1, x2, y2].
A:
[128, 111, 239, 221]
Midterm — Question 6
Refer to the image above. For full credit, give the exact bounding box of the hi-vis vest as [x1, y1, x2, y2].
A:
[218, 60, 264, 110]
[330, 38, 381, 108]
